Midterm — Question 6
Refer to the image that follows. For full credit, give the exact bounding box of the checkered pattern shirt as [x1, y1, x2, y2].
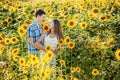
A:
[27, 21, 43, 54]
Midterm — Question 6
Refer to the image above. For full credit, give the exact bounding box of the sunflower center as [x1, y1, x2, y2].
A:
[70, 22, 74, 26]
[20, 30, 24, 33]
[94, 71, 97, 74]
[23, 26, 27, 30]
[93, 9, 98, 13]
[12, 38, 16, 42]
[70, 43, 73, 47]
[21, 60, 23, 64]
[33, 57, 36, 61]
[82, 24, 86, 27]
[66, 39, 70, 42]
[6, 40, 9, 43]
[14, 50, 17, 53]
[45, 26, 48, 30]
[101, 17, 106, 20]
[119, 53, 120, 56]
[48, 53, 52, 57]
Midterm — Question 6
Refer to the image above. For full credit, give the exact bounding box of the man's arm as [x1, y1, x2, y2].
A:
[28, 37, 46, 52]
[34, 33, 46, 52]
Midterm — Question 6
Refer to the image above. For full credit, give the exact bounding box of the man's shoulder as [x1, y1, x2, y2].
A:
[27, 22, 37, 30]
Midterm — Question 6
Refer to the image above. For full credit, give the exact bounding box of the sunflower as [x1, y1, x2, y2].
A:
[91, 7, 100, 15]
[80, 22, 87, 29]
[75, 67, 81, 73]
[21, 25, 28, 31]
[30, 54, 39, 65]
[40, 71, 47, 80]
[46, 50, 53, 60]
[92, 69, 99, 76]
[42, 24, 49, 32]
[115, 49, 120, 60]
[19, 58, 26, 66]
[99, 15, 107, 22]
[70, 67, 76, 73]
[18, 27, 26, 37]
[13, 55, 19, 62]
[64, 36, 71, 44]
[2, 21, 8, 26]
[11, 48, 20, 55]
[67, 20, 76, 28]
[22, 64, 30, 73]
[45, 45, 52, 52]
[4, 38, 11, 45]
[10, 37, 18, 44]
[0, 33, 6, 40]
[0, 40, 5, 48]
[7, 17, 12, 22]
[44, 69, 51, 76]
[68, 41, 75, 49]
[58, 39, 64, 46]
[60, 60, 65, 65]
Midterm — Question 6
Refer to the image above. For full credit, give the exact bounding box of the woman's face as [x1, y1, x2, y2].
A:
[48, 20, 54, 29]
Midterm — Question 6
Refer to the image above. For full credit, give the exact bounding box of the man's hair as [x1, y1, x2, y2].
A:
[35, 9, 45, 17]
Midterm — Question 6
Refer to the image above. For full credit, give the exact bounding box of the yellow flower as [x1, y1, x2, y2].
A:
[10, 37, 18, 44]
[46, 50, 53, 60]
[22, 64, 30, 73]
[45, 45, 52, 52]
[92, 69, 99, 76]
[0, 40, 5, 48]
[40, 71, 47, 80]
[43, 24, 49, 32]
[44, 69, 51, 76]
[2, 20, 8, 26]
[75, 67, 81, 73]
[18, 27, 26, 37]
[80, 22, 87, 29]
[67, 20, 76, 28]
[19, 58, 26, 66]
[21, 24, 28, 31]
[99, 15, 107, 22]
[58, 39, 64, 46]
[7, 17, 12, 22]
[60, 60, 65, 65]
[30, 54, 39, 65]
[0, 33, 6, 40]
[68, 41, 75, 49]
[70, 67, 76, 73]
[4, 38, 11, 45]
[91, 7, 100, 15]
[64, 36, 71, 44]
[13, 55, 19, 61]
[11, 48, 20, 55]
[115, 49, 120, 60]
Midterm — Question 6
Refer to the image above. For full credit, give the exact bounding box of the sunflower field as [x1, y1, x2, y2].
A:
[0, 0, 120, 80]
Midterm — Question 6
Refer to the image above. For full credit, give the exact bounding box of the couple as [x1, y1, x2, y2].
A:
[27, 9, 63, 66]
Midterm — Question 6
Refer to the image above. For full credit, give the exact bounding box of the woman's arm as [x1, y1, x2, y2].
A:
[35, 33, 46, 52]
[53, 46, 61, 53]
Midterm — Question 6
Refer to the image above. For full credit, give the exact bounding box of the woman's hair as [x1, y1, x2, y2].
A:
[48, 19, 64, 40]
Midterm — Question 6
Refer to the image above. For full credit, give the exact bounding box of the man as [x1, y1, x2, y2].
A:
[27, 9, 46, 55]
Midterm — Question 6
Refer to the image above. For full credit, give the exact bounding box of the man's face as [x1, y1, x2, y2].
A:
[38, 14, 45, 23]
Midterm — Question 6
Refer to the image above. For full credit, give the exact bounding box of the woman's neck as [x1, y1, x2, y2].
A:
[50, 29, 55, 35]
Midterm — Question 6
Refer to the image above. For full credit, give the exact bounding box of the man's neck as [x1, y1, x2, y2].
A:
[35, 19, 41, 24]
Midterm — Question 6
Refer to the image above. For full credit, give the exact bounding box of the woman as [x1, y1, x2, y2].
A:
[35, 19, 64, 66]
